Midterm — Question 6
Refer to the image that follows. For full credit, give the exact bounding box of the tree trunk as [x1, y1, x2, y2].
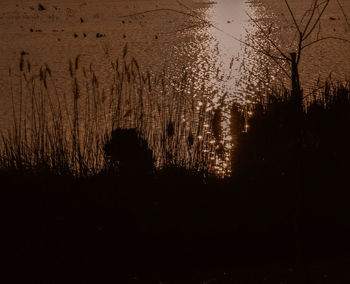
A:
[290, 52, 309, 284]
[290, 52, 303, 111]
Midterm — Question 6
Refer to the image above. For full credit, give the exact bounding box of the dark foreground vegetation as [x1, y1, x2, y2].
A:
[2, 77, 350, 283]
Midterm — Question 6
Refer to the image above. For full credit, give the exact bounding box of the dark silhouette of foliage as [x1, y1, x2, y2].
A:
[103, 128, 154, 176]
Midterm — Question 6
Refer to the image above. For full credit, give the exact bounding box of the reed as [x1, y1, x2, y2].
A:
[0, 50, 220, 176]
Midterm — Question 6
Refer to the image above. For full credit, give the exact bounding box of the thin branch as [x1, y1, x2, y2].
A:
[120, 8, 203, 20]
[316, 3, 322, 40]
[284, 0, 302, 35]
[160, 24, 203, 35]
[302, 36, 350, 49]
[175, 0, 197, 15]
[246, 12, 291, 61]
[284, 0, 304, 64]
[257, 50, 291, 79]
[302, 0, 318, 35]
[299, 4, 313, 27]
[232, 34, 290, 78]
[336, 0, 350, 26]
[120, 7, 248, 51]
[303, 0, 330, 41]
[245, 32, 283, 60]
[121, 4, 293, 68]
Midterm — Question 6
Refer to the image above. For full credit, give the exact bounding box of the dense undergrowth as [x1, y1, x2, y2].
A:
[0, 51, 221, 176]
[2, 54, 350, 282]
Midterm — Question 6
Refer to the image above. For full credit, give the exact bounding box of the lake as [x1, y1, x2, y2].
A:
[0, 0, 349, 174]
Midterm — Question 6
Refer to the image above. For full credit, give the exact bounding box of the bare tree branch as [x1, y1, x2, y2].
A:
[302, 0, 318, 36]
[120, 8, 203, 21]
[284, 0, 302, 35]
[246, 12, 291, 61]
[302, 36, 350, 49]
[175, 0, 197, 15]
[336, 0, 350, 26]
[303, 0, 330, 41]
[316, 3, 322, 40]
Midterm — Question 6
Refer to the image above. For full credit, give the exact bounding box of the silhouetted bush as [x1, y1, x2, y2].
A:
[230, 81, 350, 273]
[233, 81, 350, 190]
[2, 54, 350, 283]
[103, 128, 154, 176]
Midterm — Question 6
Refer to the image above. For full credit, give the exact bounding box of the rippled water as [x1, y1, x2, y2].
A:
[192, 0, 350, 173]
[182, 0, 256, 174]
[0, 0, 349, 174]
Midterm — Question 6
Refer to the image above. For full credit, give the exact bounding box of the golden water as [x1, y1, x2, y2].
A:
[0, 0, 349, 175]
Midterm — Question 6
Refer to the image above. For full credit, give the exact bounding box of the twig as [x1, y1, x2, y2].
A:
[246, 12, 291, 61]
[175, 0, 197, 15]
[303, 0, 330, 41]
[284, 0, 302, 35]
[120, 8, 201, 20]
[302, 0, 318, 36]
[302, 36, 350, 49]
[336, 0, 350, 26]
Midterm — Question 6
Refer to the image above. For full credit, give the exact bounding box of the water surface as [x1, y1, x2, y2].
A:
[0, 0, 349, 174]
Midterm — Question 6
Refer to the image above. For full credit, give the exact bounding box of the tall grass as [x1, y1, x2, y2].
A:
[0, 49, 223, 176]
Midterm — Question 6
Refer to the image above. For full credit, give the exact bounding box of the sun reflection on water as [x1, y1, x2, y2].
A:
[181, 0, 259, 175]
